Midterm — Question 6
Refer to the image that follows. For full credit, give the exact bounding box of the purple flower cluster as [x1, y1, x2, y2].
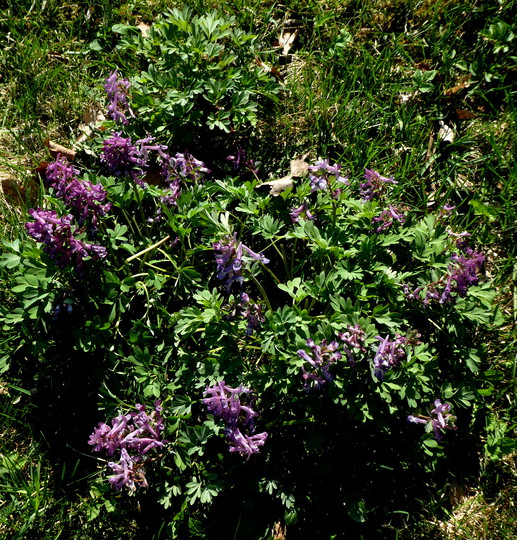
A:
[203, 381, 268, 459]
[308, 159, 348, 193]
[359, 168, 397, 201]
[289, 202, 315, 223]
[157, 152, 210, 213]
[25, 208, 107, 272]
[213, 233, 269, 293]
[104, 69, 134, 125]
[437, 203, 456, 223]
[373, 334, 408, 380]
[403, 240, 485, 305]
[238, 293, 265, 335]
[101, 132, 210, 200]
[45, 154, 80, 196]
[89, 401, 167, 492]
[371, 204, 406, 233]
[46, 155, 111, 231]
[163, 152, 210, 184]
[100, 132, 167, 187]
[338, 324, 367, 366]
[297, 338, 342, 392]
[408, 399, 457, 441]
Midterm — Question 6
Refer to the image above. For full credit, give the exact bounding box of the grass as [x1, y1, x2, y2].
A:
[1, 0, 515, 538]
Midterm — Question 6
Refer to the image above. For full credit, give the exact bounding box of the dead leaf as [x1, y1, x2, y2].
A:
[137, 22, 151, 37]
[255, 59, 285, 83]
[290, 153, 310, 177]
[437, 121, 455, 144]
[278, 31, 297, 55]
[256, 176, 294, 196]
[444, 74, 471, 96]
[455, 108, 476, 120]
[256, 154, 310, 196]
[45, 140, 76, 160]
[76, 106, 106, 145]
[273, 521, 286, 540]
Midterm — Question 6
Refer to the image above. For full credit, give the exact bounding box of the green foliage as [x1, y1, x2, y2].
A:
[0, 110, 505, 537]
[113, 6, 280, 147]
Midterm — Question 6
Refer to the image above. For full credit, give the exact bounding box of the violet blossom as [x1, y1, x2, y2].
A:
[203, 381, 257, 430]
[307, 159, 348, 193]
[226, 149, 258, 174]
[45, 155, 111, 231]
[101, 132, 167, 187]
[359, 168, 397, 201]
[104, 69, 134, 125]
[408, 399, 457, 441]
[213, 233, 269, 293]
[238, 293, 265, 335]
[25, 208, 107, 272]
[338, 324, 367, 366]
[372, 334, 407, 380]
[89, 401, 167, 492]
[371, 204, 406, 233]
[289, 202, 315, 223]
[297, 338, 342, 392]
[45, 154, 80, 197]
[403, 240, 485, 305]
[108, 449, 147, 492]
[204, 381, 267, 459]
[162, 152, 210, 185]
[225, 428, 268, 459]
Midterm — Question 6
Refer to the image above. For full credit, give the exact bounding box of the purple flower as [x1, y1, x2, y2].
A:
[213, 234, 269, 293]
[338, 324, 366, 366]
[408, 399, 457, 441]
[373, 334, 407, 380]
[297, 338, 342, 392]
[290, 202, 315, 223]
[404, 241, 484, 306]
[89, 401, 167, 492]
[371, 205, 406, 233]
[307, 159, 347, 193]
[89, 401, 166, 457]
[25, 208, 107, 272]
[89, 413, 132, 456]
[100, 132, 143, 181]
[227, 149, 258, 174]
[163, 152, 210, 184]
[359, 168, 397, 201]
[45, 154, 80, 196]
[45, 155, 111, 231]
[449, 247, 485, 296]
[204, 381, 267, 459]
[108, 449, 147, 492]
[238, 293, 265, 335]
[225, 428, 268, 460]
[104, 69, 134, 125]
[101, 133, 169, 187]
[203, 381, 257, 430]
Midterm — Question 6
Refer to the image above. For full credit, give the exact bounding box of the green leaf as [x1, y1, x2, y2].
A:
[0, 253, 21, 268]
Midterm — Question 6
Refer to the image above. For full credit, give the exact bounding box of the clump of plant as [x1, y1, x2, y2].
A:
[0, 66, 504, 538]
[111, 5, 280, 151]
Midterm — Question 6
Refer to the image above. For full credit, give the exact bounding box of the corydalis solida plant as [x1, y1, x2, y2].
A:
[203, 381, 268, 459]
[213, 233, 269, 293]
[104, 68, 134, 125]
[25, 209, 107, 272]
[89, 401, 167, 492]
[408, 399, 457, 441]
